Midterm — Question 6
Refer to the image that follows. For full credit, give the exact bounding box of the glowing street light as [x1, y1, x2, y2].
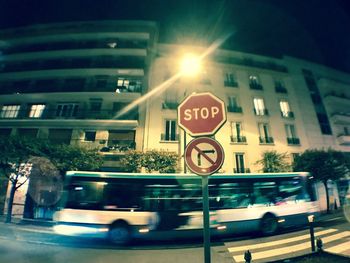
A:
[179, 53, 201, 77]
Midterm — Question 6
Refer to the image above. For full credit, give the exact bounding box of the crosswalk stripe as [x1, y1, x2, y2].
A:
[321, 231, 350, 243]
[326, 240, 350, 254]
[233, 241, 311, 263]
[227, 228, 337, 253]
[230, 230, 350, 263]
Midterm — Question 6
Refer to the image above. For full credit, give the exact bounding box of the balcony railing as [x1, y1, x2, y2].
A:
[230, 136, 247, 143]
[162, 102, 179, 110]
[100, 140, 136, 152]
[0, 109, 139, 120]
[259, 136, 274, 144]
[275, 86, 288, 93]
[234, 168, 251, 173]
[281, 111, 295, 118]
[224, 81, 238, 88]
[161, 133, 179, 141]
[227, 106, 243, 113]
[249, 83, 263, 90]
[287, 137, 300, 145]
[337, 134, 350, 145]
[254, 109, 269, 116]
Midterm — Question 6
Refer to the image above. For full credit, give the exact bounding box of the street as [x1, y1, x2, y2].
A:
[0, 212, 349, 263]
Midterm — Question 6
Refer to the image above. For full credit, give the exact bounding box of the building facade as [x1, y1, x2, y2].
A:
[0, 21, 349, 175]
[0, 20, 158, 171]
[145, 45, 350, 173]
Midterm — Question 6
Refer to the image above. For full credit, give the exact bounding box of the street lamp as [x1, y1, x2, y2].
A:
[179, 53, 202, 173]
[180, 53, 202, 77]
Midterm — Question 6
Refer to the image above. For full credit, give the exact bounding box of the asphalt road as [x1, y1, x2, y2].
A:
[0, 212, 348, 263]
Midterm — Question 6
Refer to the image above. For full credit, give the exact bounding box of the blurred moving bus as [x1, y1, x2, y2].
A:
[53, 171, 319, 244]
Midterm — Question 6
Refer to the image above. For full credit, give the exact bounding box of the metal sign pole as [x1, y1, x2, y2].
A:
[202, 175, 211, 263]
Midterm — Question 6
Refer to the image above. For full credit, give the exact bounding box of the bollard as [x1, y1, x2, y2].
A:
[308, 215, 315, 252]
[316, 238, 323, 252]
[244, 250, 252, 263]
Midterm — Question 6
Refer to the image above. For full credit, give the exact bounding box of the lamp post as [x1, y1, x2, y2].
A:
[179, 53, 201, 174]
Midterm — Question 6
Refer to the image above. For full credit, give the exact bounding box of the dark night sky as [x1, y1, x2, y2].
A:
[1, 0, 350, 73]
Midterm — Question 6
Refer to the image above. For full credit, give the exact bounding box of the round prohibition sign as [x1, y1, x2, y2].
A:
[185, 137, 225, 176]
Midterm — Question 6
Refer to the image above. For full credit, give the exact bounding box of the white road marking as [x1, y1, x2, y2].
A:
[326, 240, 350, 253]
[229, 230, 350, 263]
[228, 228, 337, 252]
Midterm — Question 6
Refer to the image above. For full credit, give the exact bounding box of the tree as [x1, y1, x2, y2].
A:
[0, 136, 103, 222]
[255, 150, 291, 173]
[293, 149, 350, 213]
[0, 136, 45, 223]
[120, 150, 179, 173]
[43, 143, 103, 174]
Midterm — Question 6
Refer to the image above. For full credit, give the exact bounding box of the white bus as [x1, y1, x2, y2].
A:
[53, 171, 319, 244]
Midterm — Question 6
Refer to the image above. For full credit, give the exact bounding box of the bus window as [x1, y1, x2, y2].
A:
[278, 179, 308, 203]
[212, 182, 252, 209]
[103, 183, 143, 210]
[253, 182, 277, 205]
[66, 181, 104, 209]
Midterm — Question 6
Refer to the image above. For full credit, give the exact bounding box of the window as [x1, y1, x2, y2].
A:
[64, 78, 85, 91]
[275, 80, 287, 93]
[113, 102, 138, 120]
[258, 123, 274, 144]
[279, 100, 294, 118]
[84, 131, 96, 142]
[48, 129, 72, 144]
[162, 90, 179, 110]
[234, 153, 247, 173]
[285, 124, 300, 145]
[56, 103, 79, 118]
[116, 77, 142, 92]
[17, 128, 38, 138]
[227, 96, 242, 113]
[0, 105, 20, 118]
[224, 72, 238, 87]
[253, 98, 268, 116]
[162, 119, 178, 141]
[230, 122, 246, 143]
[249, 75, 263, 90]
[89, 99, 102, 111]
[0, 128, 12, 137]
[28, 104, 45, 118]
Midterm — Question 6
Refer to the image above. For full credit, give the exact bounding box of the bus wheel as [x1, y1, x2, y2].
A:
[260, 214, 278, 236]
[109, 222, 131, 245]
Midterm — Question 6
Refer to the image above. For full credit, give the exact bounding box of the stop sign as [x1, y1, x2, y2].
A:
[178, 92, 227, 137]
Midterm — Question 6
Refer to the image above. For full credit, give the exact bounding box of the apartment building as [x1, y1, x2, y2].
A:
[0, 20, 158, 171]
[144, 44, 350, 173]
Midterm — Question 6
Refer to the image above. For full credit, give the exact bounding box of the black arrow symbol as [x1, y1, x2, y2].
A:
[197, 149, 215, 166]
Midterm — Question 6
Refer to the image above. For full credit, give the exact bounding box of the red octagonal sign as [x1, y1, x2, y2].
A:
[178, 92, 227, 137]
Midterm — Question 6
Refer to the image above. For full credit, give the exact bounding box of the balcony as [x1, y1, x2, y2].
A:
[331, 113, 350, 124]
[275, 86, 288, 93]
[249, 83, 263, 90]
[224, 81, 238, 88]
[234, 168, 251, 173]
[0, 109, 139, 121]
[337, 134, 350, 146]
[281, 111, 295, 118]
[287, 137, 300, 145]
[99, 140, 136, 153]
[227, 106, 243, 113]
[162, 102, 179, 110]
[254, 109, 269, 116]
[161, 133, 179, 142]
[259, 136, 274, 144]
[230, 136, 247, 143]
